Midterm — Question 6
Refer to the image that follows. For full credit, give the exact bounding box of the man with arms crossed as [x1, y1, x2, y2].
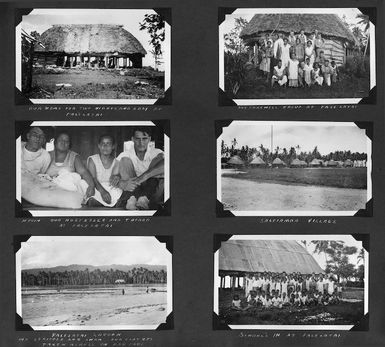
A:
[112, 127, 164, 210]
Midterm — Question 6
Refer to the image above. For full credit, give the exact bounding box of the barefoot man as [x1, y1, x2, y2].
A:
[112, 127, 164, 210]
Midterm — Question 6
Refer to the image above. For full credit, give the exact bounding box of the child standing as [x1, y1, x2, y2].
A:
[287, 53, 299, 87]
[312, 63, 324, 86]
[330, 61, 339, 83]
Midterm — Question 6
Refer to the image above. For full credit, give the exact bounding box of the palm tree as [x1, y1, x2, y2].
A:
[357, 248, 365, 265]
[356, 13, 370, 58]
[311, 241, 330, 264]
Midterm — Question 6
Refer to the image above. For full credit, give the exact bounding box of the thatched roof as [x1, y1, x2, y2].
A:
[228, 155, 244, 165]
[219, 240, 324, 274]
[250, 156, 265, 165]
[272, 157, 285, 165]
[291, 158, 306, 166]
[344, 159, 353, 165]
[240, 14, 356, 43]
[310, 159, 322, 165]
[327, 160, 338, 166]
[35, 24, 147, 56]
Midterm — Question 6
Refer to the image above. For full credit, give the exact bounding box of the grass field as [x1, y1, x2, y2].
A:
[26, 67, 165, 99]
[222, 167, 367, 189]
[228, 70, 369, 100]
[219, 288, 364, 326]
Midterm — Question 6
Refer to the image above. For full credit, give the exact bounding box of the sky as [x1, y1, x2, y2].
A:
[20, 236, 169, 269]
[20, 9, 168, 69]
[222, 8, 366, 36]
[221, 122, 368, 155]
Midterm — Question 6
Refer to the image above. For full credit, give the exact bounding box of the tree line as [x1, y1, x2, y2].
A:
[22, 267, 167, 286]
[222, 139, 367, 164]
[303, 240, 365, 287]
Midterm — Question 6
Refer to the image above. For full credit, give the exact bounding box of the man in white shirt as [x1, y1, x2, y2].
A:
[21, 127, 51, 175]
[113, 127, 164, 210]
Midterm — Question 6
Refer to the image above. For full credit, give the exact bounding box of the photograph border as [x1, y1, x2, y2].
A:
[15, 7, 171, 105]
[15, 235, 174, 331]
[16, 120, 171, 217]
[216, 120, 373, 217]
[218, 7, 376, 106]
[213, 233, 369, 331]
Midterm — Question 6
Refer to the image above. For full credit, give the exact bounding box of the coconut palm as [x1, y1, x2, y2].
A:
[356, 13, 370, 58]
[357, 248, 365, 265]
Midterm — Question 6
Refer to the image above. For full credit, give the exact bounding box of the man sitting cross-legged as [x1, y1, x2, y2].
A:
[111, 127, 164, 210]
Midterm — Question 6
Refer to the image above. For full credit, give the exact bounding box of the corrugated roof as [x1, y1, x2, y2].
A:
[219, 240, 324, 274]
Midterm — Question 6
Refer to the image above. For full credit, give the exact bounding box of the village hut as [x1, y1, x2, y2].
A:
[344, 159, 354, 167]
[34, 24, 147, 69]
[250, 156, 266, 167]
[326, 159, 338, 167]
[310, 158, 323, 167]
[227, 155, 245, 167]
[114, 279, 125, 284]
[290, 158, 306, 168]
[240, 14, 357, 66]
[299, 160, 308, 166]
[272, 157, 285, 168]
[218, 240, 324, 289]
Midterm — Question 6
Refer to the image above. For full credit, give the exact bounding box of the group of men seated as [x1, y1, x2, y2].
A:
[231, 271, 342, 311]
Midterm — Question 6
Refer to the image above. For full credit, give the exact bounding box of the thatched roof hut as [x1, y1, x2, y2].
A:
[272, 157, 285, 167]
[228, 155, 245, 166]
[219, 240, 324, 276]
[250, 156, 265, 166]
[290, 158, 307, 167]
[35, 24, 147, 68]
[326, 159, 338, 167]
[240, 14, 357, 65]
[310, 158, 323, 167]
[344, 159, 354, 167]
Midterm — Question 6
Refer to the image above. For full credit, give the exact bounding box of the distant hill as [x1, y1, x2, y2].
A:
[23, 264, 166, 275]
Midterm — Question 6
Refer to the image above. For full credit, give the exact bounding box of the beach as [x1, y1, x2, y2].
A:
[221, 176, 367, 211]
[22, 285, 167, 327]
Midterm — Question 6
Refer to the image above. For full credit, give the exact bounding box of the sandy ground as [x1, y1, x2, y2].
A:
[222, 176, 367, 211]
[22, 287, 167, 327]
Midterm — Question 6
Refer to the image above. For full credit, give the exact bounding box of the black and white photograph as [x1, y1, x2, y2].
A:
[16, 121, 170, 217]
[214, 235, 368, 330]
[219, 8, 376, 105]
[16, 9, 171, 104]
[217, 121, 372, 216]
[16, 236, 172, 330]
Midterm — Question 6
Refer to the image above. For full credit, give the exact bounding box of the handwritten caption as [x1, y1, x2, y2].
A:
[239, 331, 342, 339]
[27, 106, 163, 117]
[238, 105, 358, 110]
[259, 218, 337, 224]
[17, 333, 153, 347]
[20, 217, 151, 228]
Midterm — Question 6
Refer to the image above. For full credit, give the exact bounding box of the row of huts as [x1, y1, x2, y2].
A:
[223, 155, 366, 168]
